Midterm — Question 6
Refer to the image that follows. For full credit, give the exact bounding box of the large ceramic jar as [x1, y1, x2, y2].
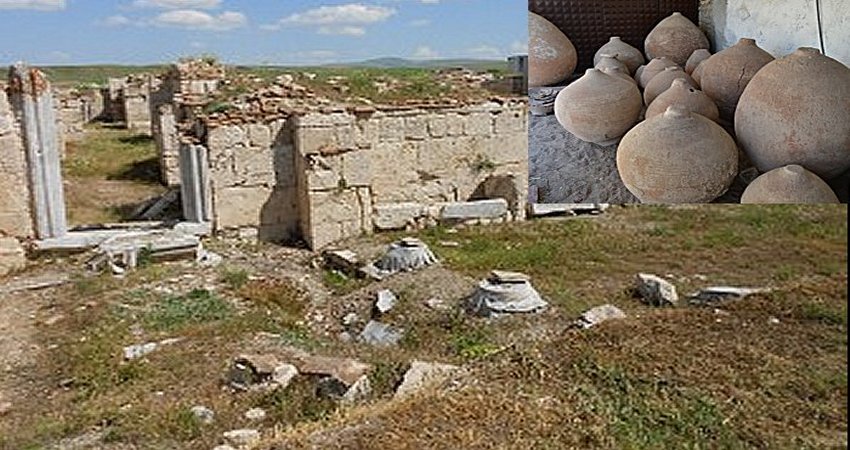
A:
[645, 79, 719, 122]
[644, 12, 709, 66]
[741, 165, 839, 203]
[595, 54, 628, 73]
[735, 48, 850, 179]
[699, 38, 774, 121]
[644, 66, 696, 106]
[637, 57, 679, 89]
[616, 106, 738, 203]
[685, 49, 711, 75]
[529, 12, 577, 87]
[594, 37, 645, 75]
[554, 69, 642, 146]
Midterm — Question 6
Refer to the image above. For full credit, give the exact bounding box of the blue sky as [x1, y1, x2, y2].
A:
[0, 0, 527, 66]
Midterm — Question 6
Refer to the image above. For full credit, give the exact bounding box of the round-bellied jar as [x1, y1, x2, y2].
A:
[741, 165, 839, 203]
[529, 12, 577, 87]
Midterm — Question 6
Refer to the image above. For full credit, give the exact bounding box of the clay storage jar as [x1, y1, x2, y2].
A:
[735, 47, 850, 179]
[685, 49, 711, 75]
[699, 38, 774, 121]
[616, 106, 738, 203]
[637, 57, 679, 89]
[594, 37, 645, 75]
[741, 165, 839, 203]
[644, 66, 696, 106]
[691, 59, 706, 87]
[645, 12, 710, 66]
[600, 66, 638, 85]
[529, 11, 577, 87]
[595, 54, 628, 73]
[645, 79, 719, 123]
[554, 69, 642, 146]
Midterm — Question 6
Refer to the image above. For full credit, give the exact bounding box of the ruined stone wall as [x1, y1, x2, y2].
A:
[204, 119, 300, 242]
[123, 76, 154, 134]
[55, 88, 105, 142]
[0, 87, 33, 238]
[294, 101, 528, 248]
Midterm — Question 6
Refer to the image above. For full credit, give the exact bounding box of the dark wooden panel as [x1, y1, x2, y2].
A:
[529, 0, 699, 75]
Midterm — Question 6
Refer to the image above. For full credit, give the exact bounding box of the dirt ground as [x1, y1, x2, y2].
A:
[0, 205, 846, 449]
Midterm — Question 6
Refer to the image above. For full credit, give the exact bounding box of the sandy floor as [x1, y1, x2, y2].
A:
[529, 113, 850, 204]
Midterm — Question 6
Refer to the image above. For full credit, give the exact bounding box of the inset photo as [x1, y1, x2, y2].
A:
[528, 0, 850, 205]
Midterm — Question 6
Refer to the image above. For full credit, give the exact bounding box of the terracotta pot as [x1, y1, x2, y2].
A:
[529, 12, 577, 87]
[692, 60, 706, 87]
[600, 66, 638, 85]
[645, 78, 719, 122]
[741, 165, 839, 203]
[637, 57, 679, 89]
[685, 49, 711, 74]
[735, 47, 850, 179]
[595, 54, 628, 73]
[616, 106, 738, 203]
[699, 38, 774, 121]
[644, 66, 696, 106]
[594, 37, 645, 75]
[644, 12, 709, 66]
[554, 69, 643, 146]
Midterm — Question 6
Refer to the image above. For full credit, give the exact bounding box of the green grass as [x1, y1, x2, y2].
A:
[63, 125, 158, 181]
[42, 65, 166, 87]
[219, 267, 250, 290]
[143, 289, 234, 332]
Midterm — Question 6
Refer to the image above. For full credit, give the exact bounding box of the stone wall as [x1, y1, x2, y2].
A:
[123, 75, 155, 134]
[204, 119, 300, 242]
[0, 87, 33, 239]
[55, 88, 105, 142]
[201, 100, 528, 249]
[294, 101, 528, 248]
[699, 0, 849, 65]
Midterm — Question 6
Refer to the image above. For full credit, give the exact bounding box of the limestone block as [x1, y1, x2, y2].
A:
[247, 124, 272, 149]
[379, 116, 405, 142]
[445, 113, 465, 136]
[404, 115, 428, 140]
[342, 149, 372, 187]
[233, 146, 275, 186]
[213, 185, 273, 229]
[334, 124, 357, 150]
[464, 112, 492, 136]
[427, 114, 448, 138]
[494, 108, 527, 134]
[441, 199, 508, 220]
[309, 190, 362, 226]
[369, 142, 419, 201]
[297, 112, 354, 128]
[295, 126, 337, 155]
[208, 126, 246, 154]
[483, 133, 528, 165]
[355, 187, 373, 234]
[354, 118, 378, 148]
[305, 154, 343, 191]
[0, 236, 25, 276]
[418, 138, 468, 176]
[373, 203, 425, 230]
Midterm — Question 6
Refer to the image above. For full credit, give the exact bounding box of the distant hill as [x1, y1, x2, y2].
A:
[329, 57, 508, 71]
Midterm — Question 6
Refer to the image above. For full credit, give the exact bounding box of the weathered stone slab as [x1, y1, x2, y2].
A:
[530, 203, 610, 217]
[394, 360, 462, 399]
[635, 273, 679, 307]
[373, 203, 424, 230]
[440, 199, 508, 220]
[575, 304, 627, 329]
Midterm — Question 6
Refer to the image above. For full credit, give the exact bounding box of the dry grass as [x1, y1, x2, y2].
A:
[0, 205, 845, 449]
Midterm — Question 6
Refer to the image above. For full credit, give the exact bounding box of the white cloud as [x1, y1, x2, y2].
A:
[420, 0, 439, 3]
[509, 40, 527, 54]
[0, 0, 65, 11]
[49, 50, 71, 62]
[409, 18, 430, 27]
[101, 15, 132, 27]
[133, 0, 220, 9]
[265, 3, 395, 32]
[152, 9, 246, 30]
[318, 25, 365, 36]
[466, 45, 503, 58]
[412, 45, 439, 59]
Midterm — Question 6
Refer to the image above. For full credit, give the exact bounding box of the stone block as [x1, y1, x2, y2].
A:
[354, 117, 379, 148]
[296, 112, 354, 128]
[305, 154, 343, 191]
[273, 144, 297, 188]
[295, 126, 337, 155]
[379, 116, 405, 142]
[440, 199, 508, 220]
[247, 124, 272, 148]
[0, 236, 25, 276]
[207, 125, 246, 154]
[445, 113, 465, 136]
[464, 112, 492, 136]
[427, 114, 448, 138]
[213, 186, 273, 229]
[335, 124, 357, 150]
[233, 146, 275, 185]
[494, 108, 527, 134]
[342, 149, 372, 187]
[404, 115, 428, 140]
[373, 203, 425, 230]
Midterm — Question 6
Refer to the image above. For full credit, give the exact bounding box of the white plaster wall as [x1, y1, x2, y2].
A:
[700, 0, 849, 65]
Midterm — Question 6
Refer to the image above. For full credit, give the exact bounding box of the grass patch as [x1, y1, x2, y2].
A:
[64, 126, 158, 181]
[143, 289, 234, 332]
[219, 267, 250, 290]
